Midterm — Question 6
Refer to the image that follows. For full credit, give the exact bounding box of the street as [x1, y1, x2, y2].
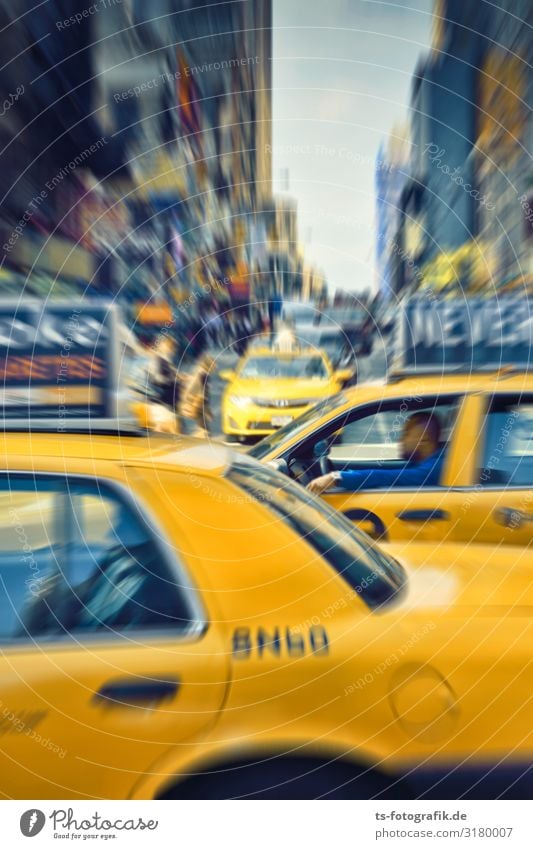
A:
[0, 0, 530, 821]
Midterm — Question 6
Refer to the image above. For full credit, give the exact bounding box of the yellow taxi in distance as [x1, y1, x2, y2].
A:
[0, 432, 531, 800]
[220, 345, 353, 440]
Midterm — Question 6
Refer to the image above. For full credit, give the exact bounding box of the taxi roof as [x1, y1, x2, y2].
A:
[0, 432, 231, 477]
[342, 370, 533, 405]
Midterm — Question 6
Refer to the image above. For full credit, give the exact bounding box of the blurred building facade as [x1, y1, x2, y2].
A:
[374, 123, 411, 298]
[0, 0, 277, 324]
[473, 0, 533, 291]
[252, 195, 303, 303]
[158, 0, 273, 313]
[384, 0, 532, 297]
[0, 0, 124, 295]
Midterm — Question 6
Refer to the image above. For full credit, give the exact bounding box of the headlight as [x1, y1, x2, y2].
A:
[228, 395, 253, 408]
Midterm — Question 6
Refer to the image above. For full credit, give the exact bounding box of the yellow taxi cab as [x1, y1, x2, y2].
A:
[249, 297, 533, 548]
[220, 343, 353, 441]
[0, 432, 531, 800]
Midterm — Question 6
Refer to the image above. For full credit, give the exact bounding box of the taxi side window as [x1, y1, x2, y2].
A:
[330, 410, 403, 462]
[328, 400, 458, 465]
[479, 398, 533, 487]
[0, 476, 192, 643]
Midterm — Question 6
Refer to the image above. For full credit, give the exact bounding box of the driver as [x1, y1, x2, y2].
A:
[307, 411, 444, 496]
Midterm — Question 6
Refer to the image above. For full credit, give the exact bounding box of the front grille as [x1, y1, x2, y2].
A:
[253, 398, 312, 409]
[248, 421, 275, 430]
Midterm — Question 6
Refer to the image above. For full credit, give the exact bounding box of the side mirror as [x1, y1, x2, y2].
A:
[219, 369, 236, 381]
[334, 368, 354, 384]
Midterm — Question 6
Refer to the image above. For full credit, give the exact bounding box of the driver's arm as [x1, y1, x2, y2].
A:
[307, 454, 443, 494]
[307, 471, 340, 495]
[307, 467, 406, 495]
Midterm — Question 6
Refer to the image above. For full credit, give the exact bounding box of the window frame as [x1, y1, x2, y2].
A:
[0, 471, 206, 648]
[280, 393, 464, 491]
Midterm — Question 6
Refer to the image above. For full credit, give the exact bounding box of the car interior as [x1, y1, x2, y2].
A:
[0, 484, 191, 642]
[282, 397, 459, 487]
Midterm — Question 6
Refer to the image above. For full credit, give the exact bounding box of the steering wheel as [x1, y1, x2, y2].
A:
[312, 439, 333, 477]
[287, 457, 314, 486]
[319, 453, 333, 476]
[284, 439, 334, 486]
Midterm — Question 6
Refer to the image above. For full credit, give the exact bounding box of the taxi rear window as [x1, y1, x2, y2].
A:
[0, 475, 195, 642]
[227, 460, 405, 609]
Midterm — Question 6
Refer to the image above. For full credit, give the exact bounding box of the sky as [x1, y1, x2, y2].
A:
[273, 0, 434, 293]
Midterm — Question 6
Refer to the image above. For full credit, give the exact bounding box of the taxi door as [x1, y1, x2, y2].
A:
[0, 472, 228, 799]
[324, 485, 457, 543]
[322, 397, 468, 543]
[448, 392, 533, 547]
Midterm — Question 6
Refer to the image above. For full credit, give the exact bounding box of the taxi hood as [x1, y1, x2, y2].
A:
[228, 377, 337, 400]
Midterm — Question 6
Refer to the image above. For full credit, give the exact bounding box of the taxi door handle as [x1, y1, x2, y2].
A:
[494, 507, 533, 529]
[397, 509, 449, 522]
[94, 677, 179, 708]
[343, 508, 387, 540]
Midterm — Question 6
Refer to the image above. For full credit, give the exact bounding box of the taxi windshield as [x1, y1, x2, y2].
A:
[296, 329, 344, 350]
[228, 459, 406, 609]
[240, 355, 328, 380]
[248, 393, 346, 459]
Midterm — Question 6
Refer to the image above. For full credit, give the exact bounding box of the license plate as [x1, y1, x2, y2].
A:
[271, 415, 293, 427]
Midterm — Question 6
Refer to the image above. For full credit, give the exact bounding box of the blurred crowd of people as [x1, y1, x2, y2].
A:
[182, 302, 267, 360]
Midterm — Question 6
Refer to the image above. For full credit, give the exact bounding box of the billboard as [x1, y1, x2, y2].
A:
[0, 301, 119, 422]
[392, 298, 532, 374]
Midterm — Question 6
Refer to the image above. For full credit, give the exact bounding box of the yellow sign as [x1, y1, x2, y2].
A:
[477, 50, 526, 163]
[136, 303, 173, 324]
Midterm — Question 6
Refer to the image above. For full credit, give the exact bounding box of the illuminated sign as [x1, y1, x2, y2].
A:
[136, 302, 173, 325]
[0, 301, 118, 419]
